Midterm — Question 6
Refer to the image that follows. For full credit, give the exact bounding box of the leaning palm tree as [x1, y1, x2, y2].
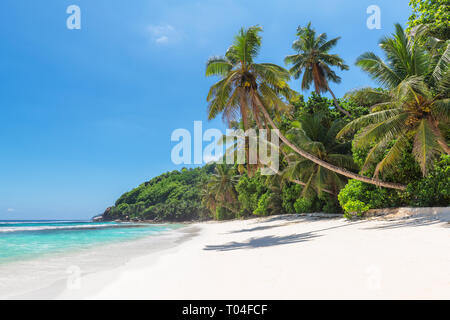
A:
[206, 25, 293, 175]
[284, 23, 351, 117]
[341, 24, 450, 177]
[282, 114, 358, 196]
[206, 25, 406, 190]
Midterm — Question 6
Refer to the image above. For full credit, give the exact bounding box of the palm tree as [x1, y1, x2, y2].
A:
[206, 25, 293, 131]
[206, 25, 406, 190]
[207, 164, 240, 212]
[284, 23, 351, 117]
[282, 114, 358, 196]
[340, 24, 450, 177]
[206, 25, 293, 175]
[338, 76, 449, 177]
[200, 184, 217, 216]
[354, 23, 449, 98]
[355, 23, 432, 90]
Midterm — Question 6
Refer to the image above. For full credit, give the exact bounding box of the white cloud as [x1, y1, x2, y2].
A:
[155, 36, 169, 44]
[147, 24, 180, 45]
[7, 208, 15, 212]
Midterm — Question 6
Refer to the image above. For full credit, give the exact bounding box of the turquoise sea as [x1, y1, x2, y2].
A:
[0, 220, 182, 264]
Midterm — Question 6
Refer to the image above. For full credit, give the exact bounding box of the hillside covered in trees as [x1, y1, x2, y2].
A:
[103, 165, 215, 222]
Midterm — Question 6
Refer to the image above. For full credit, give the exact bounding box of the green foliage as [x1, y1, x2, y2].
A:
[235, 173, 284, 216]
[342, 200, 370, 219]
[352, 140, 423, 185]
[293, 197, 315, 213]
[235, 173, 268, 216]
[281, 183, 303, 213]
[320, 194, 342, 213]
[215, 207, 235, 221]
[408, 0, 450, 40]
[282, 112, 357, 197]
[284, 93, 369, 127]
[338, 99, 371, 120]
[254, 193, 272, 216]
[338, 179, 404, 212]
[406, 155, 450, 206]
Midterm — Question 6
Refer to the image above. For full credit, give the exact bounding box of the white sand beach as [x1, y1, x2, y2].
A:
[55, 208, 450, 300]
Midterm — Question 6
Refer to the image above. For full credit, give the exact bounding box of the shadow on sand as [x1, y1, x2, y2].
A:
[364, 216, 449, 230]
[229, 216, 367, 235]
[204, 232, 319, 251]
[229, 215, 340, 234]
[207, 213, 449, 251]
[228, 225, 282, 233]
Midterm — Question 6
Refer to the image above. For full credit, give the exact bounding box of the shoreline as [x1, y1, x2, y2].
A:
[0, 225, 199, 299]
[58, 209, 449, 300]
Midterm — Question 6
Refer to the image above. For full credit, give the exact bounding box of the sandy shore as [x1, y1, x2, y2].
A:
[55, 209, 450, 300]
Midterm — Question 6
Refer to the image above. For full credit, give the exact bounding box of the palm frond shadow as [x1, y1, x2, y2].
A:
[254, 214, 340, 224]
[364, 216, 449, 230]
[228, 225, 280, 233]
[203, 232, 319, 251]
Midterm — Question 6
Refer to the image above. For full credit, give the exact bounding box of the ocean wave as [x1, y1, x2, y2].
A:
[0, 221, 89, 225]
[0, 223, 146, 233]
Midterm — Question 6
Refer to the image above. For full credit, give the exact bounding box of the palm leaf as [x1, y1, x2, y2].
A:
[337, 108, 402, 138]
[412, 119, 442, 175]
[353, 113, 408, 148]
[205, 57, 233, 77]
[374, 135, 409, 177]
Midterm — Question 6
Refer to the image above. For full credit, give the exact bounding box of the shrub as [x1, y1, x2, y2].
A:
[294, 198, 314, 213]
[321, 195, 342, 213]
[235, 174, 268, 216]
[254, 193, 271, 216]
[281, 183, 303, 213]
[406, 155, 450, 207]
[343, 200, 370, 219]
[338, 179, 404, 211]
[215, 207, 235, 221]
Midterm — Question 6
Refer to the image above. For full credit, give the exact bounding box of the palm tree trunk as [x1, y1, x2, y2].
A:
[327, 85, 352, 118]
[254, 95, 406, 190]
[240, 96, 253, 175]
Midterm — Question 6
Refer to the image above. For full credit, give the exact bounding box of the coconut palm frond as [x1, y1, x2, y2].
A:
[413, 119, 442, 175]
[374, 135, 409, 178]
[336, 108, 402, 138]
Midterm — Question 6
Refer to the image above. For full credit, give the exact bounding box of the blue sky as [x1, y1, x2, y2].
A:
[0, 0, 411, 220]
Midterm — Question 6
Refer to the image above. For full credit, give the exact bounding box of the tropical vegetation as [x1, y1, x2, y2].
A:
[105, 0, 449, 221]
